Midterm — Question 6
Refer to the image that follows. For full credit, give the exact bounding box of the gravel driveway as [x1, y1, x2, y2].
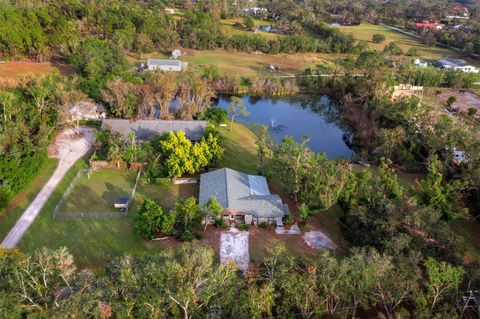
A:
[2, 127, 94, 248]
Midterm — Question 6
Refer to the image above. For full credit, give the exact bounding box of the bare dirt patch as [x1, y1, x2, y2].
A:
[437, 89, 480, 112]
[0, 61, 73, 87]
[220, 229, 249, 272]
[303, 231, 337, 250]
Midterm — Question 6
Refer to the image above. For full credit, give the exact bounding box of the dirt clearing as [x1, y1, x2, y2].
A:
[220, 229, 249, 272]
[0, 61, 73, 87]
[303, 231, 337, 250]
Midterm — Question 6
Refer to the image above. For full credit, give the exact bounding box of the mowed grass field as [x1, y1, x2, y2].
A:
[336, 23, 454, 60]
[59, 170, 136, 214]
[130, 49, 332, 77]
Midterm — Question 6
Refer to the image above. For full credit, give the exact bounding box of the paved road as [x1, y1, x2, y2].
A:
[1, 127, 94, 248]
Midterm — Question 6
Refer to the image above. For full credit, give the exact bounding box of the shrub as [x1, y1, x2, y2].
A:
[237, 224, 250, 231]
[372, 34, 386, 43]
[215, 218, 230, 229]
[259, 221, 268, 229]
[195, 233, 205, 240]
[299, 204, 310, 222]
[176, 229, 194, 241]
[199, 107, 227, 124]
[468, 108, 478, 117]
[284, 215, 295, 225]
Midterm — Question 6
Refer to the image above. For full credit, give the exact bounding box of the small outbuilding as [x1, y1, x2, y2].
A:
[114, 197, 130, 209]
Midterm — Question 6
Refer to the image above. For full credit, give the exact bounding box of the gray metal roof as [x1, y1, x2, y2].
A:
[439, 56, 469, 68]
[199, 168, 285, 218]
[101, 119, 207, 141]
[147, 59, 182, 66]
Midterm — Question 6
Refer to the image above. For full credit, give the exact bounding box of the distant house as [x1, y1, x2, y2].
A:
[242, 7, 267, 16]
[413, 58, 428, 68]
[437, 56, 479, 73]
[415, 20, 444, 30]
[199, 168, 289, 226]
[446, 4, 469, 20]
[146, 59, 188, 72]
[101, 119, 207, 142]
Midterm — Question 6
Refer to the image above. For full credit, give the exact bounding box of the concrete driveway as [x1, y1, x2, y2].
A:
[2, 127, 94, 248]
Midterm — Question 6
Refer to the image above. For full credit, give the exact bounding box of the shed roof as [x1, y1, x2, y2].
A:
[147, 59, 182, 67]
[199, 168, 285, 218]
[101, 119, 207, 141]
[439, 57, 469, 67]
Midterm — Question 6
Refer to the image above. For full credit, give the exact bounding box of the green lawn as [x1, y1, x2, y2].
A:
[217, 122, 259, 174]
[0, 158, 58, 240]
[59, 170, 136, 214]
[19, 160, 198, 266]
[336, 23, 454, 60]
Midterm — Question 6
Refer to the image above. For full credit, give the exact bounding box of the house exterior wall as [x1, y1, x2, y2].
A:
[147, 64, 182, 72]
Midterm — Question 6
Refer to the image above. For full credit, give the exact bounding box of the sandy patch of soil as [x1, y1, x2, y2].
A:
[220, 229, 249, 272]
[303, 231, 337, 250]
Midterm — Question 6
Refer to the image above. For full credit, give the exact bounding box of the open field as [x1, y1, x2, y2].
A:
[336, 23, 454, 60]
[128, 49, 333, 77]
[0, 61, 73, 86]
[220, 18, 282, 40]
[0, 159, 58, 240]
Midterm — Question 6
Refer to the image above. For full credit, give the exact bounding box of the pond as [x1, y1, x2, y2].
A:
[214, 95, 355, 159]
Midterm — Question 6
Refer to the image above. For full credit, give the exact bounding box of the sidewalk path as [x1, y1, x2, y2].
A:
[2, 127, 94, 248]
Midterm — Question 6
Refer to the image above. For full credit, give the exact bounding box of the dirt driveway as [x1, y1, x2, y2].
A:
[1, 127, 94, 248]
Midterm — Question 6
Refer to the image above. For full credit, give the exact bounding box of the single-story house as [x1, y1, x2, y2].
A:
[436, 57, 479, 73]
[101, 119, 207, 142]
[146, 59, 188, 72]
[199, 168, 289, 226]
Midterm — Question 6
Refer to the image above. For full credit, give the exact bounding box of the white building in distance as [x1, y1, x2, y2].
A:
[146, 59, 188, 72]
[437, 57, 479, 73]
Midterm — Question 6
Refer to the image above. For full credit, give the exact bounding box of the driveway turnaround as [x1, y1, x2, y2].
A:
[2, 127, 94, 248]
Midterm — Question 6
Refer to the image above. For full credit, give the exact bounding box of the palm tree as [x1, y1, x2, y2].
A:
[108, 145, 123, 168]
